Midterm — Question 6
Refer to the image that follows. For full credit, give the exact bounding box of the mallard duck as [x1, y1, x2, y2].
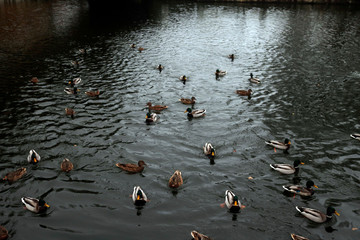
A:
[191, 230, 212, 240]
[185, 108, 206, 118]
[215, 69, 227, 77]
[168, 170, 183, 188]
[3, 167, 26, 183]
[270, 159, 304, 175]
[157, 64, 164, 72]
[21, 197, 50, 213]
[130, 43, 136, 48]
[203, 143, 215, 158]
[132, 186, 148, 206]
[265, 138, 291, 151]
[27, 149, 40, 164]
[0, 226, 8, 240]
[236, 89, 252, 97]
[224, 190, 245, 213]
[283, 180, 318, 197]
[146, 102, 168, 111]
[85, 90, 100, 97]
[228, 54, 235, 61]
[30, 77, 39, 83]
[68, 77, 81, 86]
[145, 112, 158, 123]
[295, 206, 340, 223]
[65, 108, 75, 119]
[138, 47, 144, 52]
[290, 233, 309, 240]
[64, 87, 79, 95]
[61, 158, 73, 172]
[350, 133, 360, 140]
[179, 97, 196, 105]
[249, 73, 261, 84]
[179, 75, 187, 81]
[116, 160, 146, 173]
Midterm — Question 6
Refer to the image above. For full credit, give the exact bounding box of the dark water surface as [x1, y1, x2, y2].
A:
[1, 0, 360, 239]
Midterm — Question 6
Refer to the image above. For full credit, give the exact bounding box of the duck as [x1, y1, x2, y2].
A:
[21, 197, 50, 213]
[138, 47, 144, 52]
[249, 73, 261, 84]
[65, 108, 75, 119]
[157, 64, 164, 72]
[3, 167, 26, 183]
[0, 226, 8, 240]
[215, 69, 227, 77]
[132, 186, 148, 206]
[228, 54, 235, 61]
[130, 43, 136, 48]
[30, 77, 39, 83]
[203, 143, 215, 158]
[116, 160, 146, 173]
[168, 170, 183, 188]
[290, 233, 309, 240]
[224, 190, 245, 213]
[295, 206, 340, 223]
[179, 97, 196, 105]
[68, 77, 81, 87]
[265, 138, 291, 152]
[185, 108, 206, 118]
[78, 48, 86, 54]
[64, 87, 79, 95]
[61, 158, 74, 172]
[283, 180, 318, 197]
[27, 149, 40, 164]
[191, 230, 212, 240]
[146, 102, 168, 111]
[270, 159, 304, 175]
[71, 60, 79, 66]
[145, 112, 158, 123]
[85, 90, 100, 97]
[350, 133, 360, 140]
[179, 75, 187, 81]
[236, 89, 252, 98]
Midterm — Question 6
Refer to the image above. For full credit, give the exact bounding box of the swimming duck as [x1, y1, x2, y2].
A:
[30, 77, 39, 83]
[350, 133, 360, 140]
[157, 64, 164, 72]
[236, 89, 252, 98]
[249, 73, 261, 84]
[0, 226, 8, 240]
[203, 143, 215, 158]
[116, 160, 146, 173]
[130, 43, 136, 48]
[215, 69, 227, 77]
[179, 97, 196, 105]
[27, 149, 40, 164]
[295, 206, 340, 223]
[185, 108, 206, 118]
[191, 230, 212, 240]
[132, 186, 148, 206]
[179, 75, 187, 81]
[138, 47, 144, 52]
[64, 87, 79, 95]
[3, 167, 26, 183]
[228, 54, 235, 61]
[85, 90, 100, 97]
[21, 197, 50, 213]
[265, 138, 291, 151]
[168, 170, 183, 188]
[145, 112, 158, 123]
[290, 233, 309, 240]
[283, 180, 318, 197]
[224, 190, 245, 213]
[61, 158, 74, 172]
[65, 108, 75, 119]
[146, 102, 168, 111]
[69, 77, 81, 87]
[71, 60, 79, 66]
[78, 49, 86, 54]
[270, 159, 304, 175]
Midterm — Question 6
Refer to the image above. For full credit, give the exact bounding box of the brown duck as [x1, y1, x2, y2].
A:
[179, 97, 196, 105]
[168, 170, 183, 188]
[85, 90, 100, 97]
[0, 226, 8, 240]
[3, 167, 26, 183]
[191, 230, 212, 240]
[30, 77, 39, 83]
[65, 108, 75, 118]
[116, 160, 146, 173]
[146, 102, 168, 111]
[61, 158, 74, 172]
[138, 47, 144, 52]
[236, 89, 252, 97]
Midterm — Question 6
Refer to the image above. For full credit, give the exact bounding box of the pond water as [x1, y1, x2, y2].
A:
[0, 0, 359, 239]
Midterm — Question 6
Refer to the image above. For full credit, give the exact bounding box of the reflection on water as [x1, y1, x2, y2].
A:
[1, 0, 360, 240]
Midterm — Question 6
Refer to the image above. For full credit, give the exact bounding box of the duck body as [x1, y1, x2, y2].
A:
[61, 158, 74, 172]
[290, 233, 309, 240]
[249, 73, 261, 84]
[283, 180, 318, 197]
[295, 206, 339, 223]
[185, 108, 206, 118]
[191, 230, 212, 240]
[168, 170, 183, 188]
[116, 160, 146, 173]
[30, 77, 39, 83]
[265, 138, 291, 151]
[65, 108, 75, 118]
[85, 90, 100, 97]
[228, 54, 235, 61]
[64, 87, 79, 95]
[236, 89, 252, 97]
[0, 226, 8, 240]
[27, 149, 40, 164]
[146, 102, 168, 111]
[270, 159, 304, 175]
[179, 97, 196, 105]
[215, 69, 227, 77]
[179, 75, 187, 81]
[145, 112, 158, 123]
[157, 64, 164, 72]
[203, 143, 215, 157]
[225, 190, 241, 213]
[350, 133, 360, 140]
[3, 167, 27, 183]
[132, 186, 148, 206]
[138, 47, 144, 52]
[21, 197, 50, 213]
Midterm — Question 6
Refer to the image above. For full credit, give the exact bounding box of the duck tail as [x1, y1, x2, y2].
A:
[265, 140, 271, 145]
[350, 134, 359, 139]
[282, 185, 290, 191]
[269, 164, 276, 170]
[295, 206, 303, 213]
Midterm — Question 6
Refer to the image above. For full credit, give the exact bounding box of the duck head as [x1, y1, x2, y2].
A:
[306, 180, 318, 189]
[326, 206, 340, 217]
[293, 159, 304, 168]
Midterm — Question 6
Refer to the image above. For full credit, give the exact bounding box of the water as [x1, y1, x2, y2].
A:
[1, 0, 360, 239]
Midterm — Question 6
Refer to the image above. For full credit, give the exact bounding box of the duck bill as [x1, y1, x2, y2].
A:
[33, 158, 37, 163]
[211, 152, 215, 156]
[137, 195, 140, 200]
[234, 201, 238, 206]
[300, 162, 305, 165]
[335, 211, 340, 216]
[313, 185, 319, 188]
[45, 203, 50, 208]
[184, 110, 187, 113]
